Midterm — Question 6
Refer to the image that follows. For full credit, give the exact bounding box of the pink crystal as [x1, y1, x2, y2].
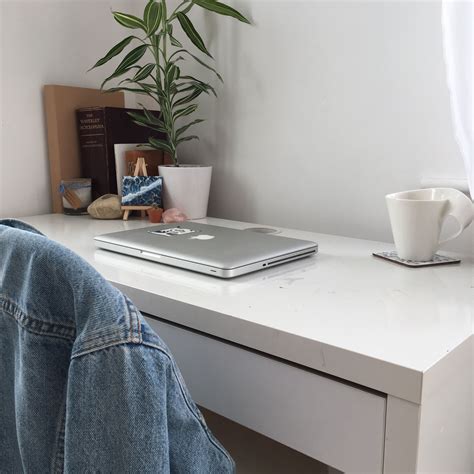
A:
[162, 208, 188, 223]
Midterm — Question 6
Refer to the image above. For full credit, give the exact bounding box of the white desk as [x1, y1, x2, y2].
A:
[23, 214, 474, 473]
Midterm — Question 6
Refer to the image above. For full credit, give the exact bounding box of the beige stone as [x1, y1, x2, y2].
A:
[87, 194, 123, 220]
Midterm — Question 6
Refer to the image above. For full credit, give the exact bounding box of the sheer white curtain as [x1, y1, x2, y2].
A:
[442, 1, 473, 198]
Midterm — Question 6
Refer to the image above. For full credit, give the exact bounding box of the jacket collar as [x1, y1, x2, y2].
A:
[0, 219, 44, 236]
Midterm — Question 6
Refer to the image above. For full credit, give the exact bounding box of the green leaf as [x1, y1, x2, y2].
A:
[104, 86, 150, 95]
[89, 36, 135, 70]
[101, 44, 147, 88]
[112, 11, 147, 30]
[144, 0, 153, 18]
[171, 49, 223, 82]
[132, 63, 155, 82]
[173, 84, 195, 94]
[198, 82, 217, 97]
[129, 109, 167, 133]
[144, 1, 163, 36]
[128, 110, 152, 124]
[174, 104, 198, 119]
[170, 55, 185, 65]
[129, 109, 163, 127]
[174, 88, 204, 106]
[133, 82, 162, 98]
[173, 81, 216, 100]
[166, 64, 180, 85]
[170, 35, 183, 47]
[193, 0, 250, 23]
[177, 135, 199, 144]
[185, 79, 216, 96]
[133, 120, 168, 133]
[148, 137, 174, 155]
[143, 0, 154, 23]
[176, 12, 212, 57]
[178, 76, 217, 95]
[101, 65, 140, 89]
[179, 74, 206, 83]
[188, 52, 223, 82]
[176, 119, 205, 137]
[108, 44, 148, 80]
[142, 106, 164, 126]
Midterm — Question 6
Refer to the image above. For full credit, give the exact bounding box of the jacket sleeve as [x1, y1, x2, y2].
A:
[64, 343, 235, 474]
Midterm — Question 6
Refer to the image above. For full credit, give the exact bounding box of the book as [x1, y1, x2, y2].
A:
[76, 107, 166, 199]
[43, 85, 124, 213]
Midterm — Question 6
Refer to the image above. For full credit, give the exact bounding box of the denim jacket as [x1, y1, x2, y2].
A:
[0, 219, 234, 473]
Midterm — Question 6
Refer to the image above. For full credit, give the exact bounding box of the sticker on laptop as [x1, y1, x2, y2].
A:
[149, 227, 196, 237]
[189, 234, 215, 240]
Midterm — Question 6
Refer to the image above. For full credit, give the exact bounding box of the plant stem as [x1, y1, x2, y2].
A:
[161, 0, 179, 165]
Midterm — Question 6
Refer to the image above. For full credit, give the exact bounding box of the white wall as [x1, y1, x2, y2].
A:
[178, 0, 473, 253]
[1, 0, 472, 253]
[0, 0, 135, 218]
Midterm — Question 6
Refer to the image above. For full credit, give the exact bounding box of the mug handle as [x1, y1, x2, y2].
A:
[439, 189, 474, 244]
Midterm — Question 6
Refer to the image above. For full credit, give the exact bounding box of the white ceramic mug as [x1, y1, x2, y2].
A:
[386, 188, 473, 261]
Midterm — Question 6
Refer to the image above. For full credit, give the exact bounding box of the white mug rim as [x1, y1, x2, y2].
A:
[385, 187, 458, 203]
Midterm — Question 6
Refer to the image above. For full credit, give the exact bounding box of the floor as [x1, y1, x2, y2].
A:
[201, 408, 338, 473]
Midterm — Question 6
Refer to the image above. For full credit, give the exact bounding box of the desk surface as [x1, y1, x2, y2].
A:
[22, 214, 473, 404]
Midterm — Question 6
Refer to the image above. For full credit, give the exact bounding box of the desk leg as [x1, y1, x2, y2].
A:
[384, 337, 473, 474]
[383, 396, 420, 473]
[416, 336, 473, 473]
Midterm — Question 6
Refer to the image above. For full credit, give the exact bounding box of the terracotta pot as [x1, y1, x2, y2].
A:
[147, 207, 163, 223]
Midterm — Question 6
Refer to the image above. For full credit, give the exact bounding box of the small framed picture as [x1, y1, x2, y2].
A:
[121, 176, 163, 207]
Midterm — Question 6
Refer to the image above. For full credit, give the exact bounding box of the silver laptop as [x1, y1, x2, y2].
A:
[94, 222, 318, 278]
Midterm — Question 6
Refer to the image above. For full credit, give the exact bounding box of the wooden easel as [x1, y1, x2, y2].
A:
[121, 157, 152, 221]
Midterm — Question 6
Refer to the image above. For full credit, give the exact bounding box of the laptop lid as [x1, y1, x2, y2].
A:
[94, 222, 318, 278]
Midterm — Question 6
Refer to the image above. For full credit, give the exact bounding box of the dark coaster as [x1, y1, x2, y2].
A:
[373, 251, 461, 267]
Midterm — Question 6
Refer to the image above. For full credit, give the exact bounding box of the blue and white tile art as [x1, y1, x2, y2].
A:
[121, 176, 163, 207]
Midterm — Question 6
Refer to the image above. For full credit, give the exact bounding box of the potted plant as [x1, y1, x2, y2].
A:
[147, 204, 163, 223]
[90, 0, 250, 218]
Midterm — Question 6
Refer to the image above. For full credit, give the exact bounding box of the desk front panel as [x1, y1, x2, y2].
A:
[147, 316, 386, 473]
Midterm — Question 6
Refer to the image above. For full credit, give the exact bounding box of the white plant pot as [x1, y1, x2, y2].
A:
[158, 165, 212, 219]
